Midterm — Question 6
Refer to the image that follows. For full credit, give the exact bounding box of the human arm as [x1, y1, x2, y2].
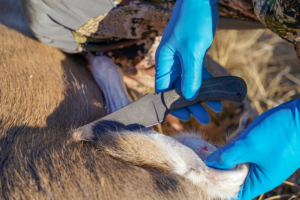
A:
[19, 0, 115, 53]
[205, 98, 300, 199]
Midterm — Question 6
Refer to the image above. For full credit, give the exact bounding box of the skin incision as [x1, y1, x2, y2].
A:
[177, 136, 218, 161]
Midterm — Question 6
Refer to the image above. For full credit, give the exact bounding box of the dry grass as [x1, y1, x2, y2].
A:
[208, 29, 300, 114]
[208, 30, 300, 199]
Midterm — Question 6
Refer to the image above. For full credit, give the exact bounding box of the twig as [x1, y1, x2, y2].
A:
[264, 194, 297, 200]
[258, 194, 264, 200]
[285, 73, 300, 85]
[283, 181, 300, 189]
[129, 90, 138, 100]
[288, 195, 297, 200]
[295, 190, 300, 200]
[157, 123, 163, 134]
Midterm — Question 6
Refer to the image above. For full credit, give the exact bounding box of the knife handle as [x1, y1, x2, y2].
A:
[163, 76, 247, 113]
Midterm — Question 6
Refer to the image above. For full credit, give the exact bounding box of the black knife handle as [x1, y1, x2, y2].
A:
[163, 76, 247, 113]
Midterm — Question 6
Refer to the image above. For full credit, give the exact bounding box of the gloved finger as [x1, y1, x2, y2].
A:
[173, 71, 212, 124]
[155, 64, 181, 93]
[201, 66, 223, 113]
[205, 101, 223, 113]
[201, 67, 214, 79]
[187, 103, 210, 125]
[205, 139, 252, 169]
[155, 67, 181, 93]
[155, 46, 181, 93]
[155, 46, 180, 77]
[180, 50, 204, 100]
[170, 108, 191, 121]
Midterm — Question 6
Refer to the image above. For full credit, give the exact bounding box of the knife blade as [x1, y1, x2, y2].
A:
[72, 76, 247, 141]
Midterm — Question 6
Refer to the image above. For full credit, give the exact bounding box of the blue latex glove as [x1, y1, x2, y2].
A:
[155, 0, 222, 124]
[205, 98, 300, 200]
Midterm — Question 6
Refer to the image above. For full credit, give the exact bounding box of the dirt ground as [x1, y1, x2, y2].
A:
[124, 29, 300, 200]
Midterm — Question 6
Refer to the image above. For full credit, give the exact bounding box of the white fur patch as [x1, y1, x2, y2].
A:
[146, 131, 249, 200]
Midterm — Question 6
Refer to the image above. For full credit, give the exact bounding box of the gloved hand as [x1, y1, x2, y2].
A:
[205, 98, 300, 200]
[155, 0, 222, 124]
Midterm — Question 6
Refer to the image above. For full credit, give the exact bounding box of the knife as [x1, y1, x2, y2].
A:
[72, 76, 247, 141]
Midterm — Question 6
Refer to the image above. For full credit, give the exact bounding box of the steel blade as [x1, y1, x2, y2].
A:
[74, 93, 168, 141]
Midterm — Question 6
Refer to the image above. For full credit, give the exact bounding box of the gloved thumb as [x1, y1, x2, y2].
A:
[205, 140, 251, 169]
[180, 52, 205, 100]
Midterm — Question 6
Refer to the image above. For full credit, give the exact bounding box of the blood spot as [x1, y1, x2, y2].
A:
[197, 146, 208, 153]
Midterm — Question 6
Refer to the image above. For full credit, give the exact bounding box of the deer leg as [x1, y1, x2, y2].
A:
[85, 53, 132, 114]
